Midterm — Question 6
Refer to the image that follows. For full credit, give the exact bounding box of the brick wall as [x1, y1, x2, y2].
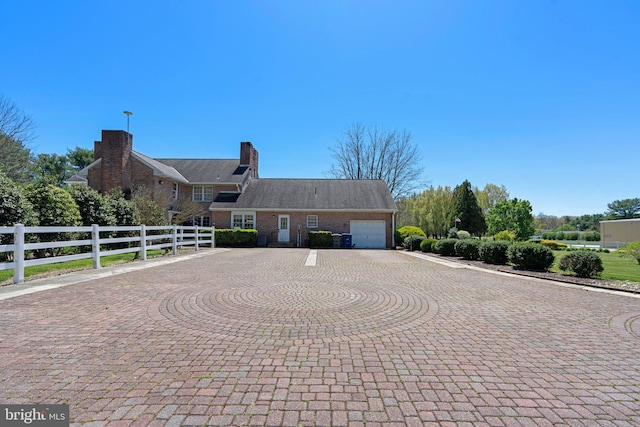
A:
[240, 142, 259, 178]
[210, 210, 394, 247]
[92, 130, 133, 194]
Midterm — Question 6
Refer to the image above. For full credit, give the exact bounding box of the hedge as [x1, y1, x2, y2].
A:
[454, 239, 480, 260]
[434, 239, 458, 256]
[215, 229, 258, 247]
[309, 231, 332, 248]
[558, 251, 604, 278]
[479, 241, 510, 265]
[507, 242, 554, 271]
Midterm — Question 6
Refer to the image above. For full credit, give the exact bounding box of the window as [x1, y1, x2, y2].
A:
[307, 215, 318, 228]
[231, 212, 255, 229]
[172, 183, 178, 200]
[193, 186, 213, 202]
[196, 216, 211, 227]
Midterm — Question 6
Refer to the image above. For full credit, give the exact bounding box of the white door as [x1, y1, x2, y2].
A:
[350, 220, 387, 248]
[278, 215, 290, 242]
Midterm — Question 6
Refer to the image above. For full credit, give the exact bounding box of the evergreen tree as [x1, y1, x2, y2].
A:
[449, 180, 486, 236]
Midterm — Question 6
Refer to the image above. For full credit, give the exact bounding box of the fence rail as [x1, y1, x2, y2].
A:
[0, 224, 215, 285]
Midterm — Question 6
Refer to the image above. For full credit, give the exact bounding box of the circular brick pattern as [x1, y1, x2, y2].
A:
[610, 312, 640, 340]
[148, 282, 438, 344]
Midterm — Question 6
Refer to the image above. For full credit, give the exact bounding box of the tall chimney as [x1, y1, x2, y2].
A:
[95, 130, 133, 194]
[240, 141, 259, 179]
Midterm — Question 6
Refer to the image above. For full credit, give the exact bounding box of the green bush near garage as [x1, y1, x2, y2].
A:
[420, 238, 437, 253]
[215, 228, 258, 247]
[309, 231, 333, 248]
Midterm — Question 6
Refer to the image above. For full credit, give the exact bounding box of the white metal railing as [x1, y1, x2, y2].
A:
[0, 224, 215, 285]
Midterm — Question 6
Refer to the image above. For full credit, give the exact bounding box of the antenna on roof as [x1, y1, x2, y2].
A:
[123, 111, 133, 134]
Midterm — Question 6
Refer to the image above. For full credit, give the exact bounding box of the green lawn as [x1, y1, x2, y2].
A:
[0, 250, 165, 285]
[551, 250, 640, 282]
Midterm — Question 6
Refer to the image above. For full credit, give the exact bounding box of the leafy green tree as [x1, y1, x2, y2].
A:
[66, 146, 94, 170]
[617, 241, 640, 264]
[25, 184, 81, 227]
[106, 190, 137, 226]
[605, 198, 640, 219]
[474, 183, 509, 215]
[450, 180, 486, 236]
[0, 171, 37, 228]
[131, 186, 168, 226]
[25, 183, 81, 256]
[411, 185, 453, 238]
[68, 185, 116, 226]
[486, 198, 535, 240]
[32, 153, 73, 186]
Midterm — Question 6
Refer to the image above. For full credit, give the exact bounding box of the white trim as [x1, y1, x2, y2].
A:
[231, 211, 256, 229]
[600, 218, 640, 223]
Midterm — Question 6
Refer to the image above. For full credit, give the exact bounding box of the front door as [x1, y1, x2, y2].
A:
[278, 215, 290, 243]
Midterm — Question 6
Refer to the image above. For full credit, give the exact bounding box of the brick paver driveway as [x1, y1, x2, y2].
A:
[1, 249, 639, 426]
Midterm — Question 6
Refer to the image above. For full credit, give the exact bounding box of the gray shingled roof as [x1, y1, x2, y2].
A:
[132, 152, 189, 183]
[154, 158, 245, 184]
[209, 179, 396, 211]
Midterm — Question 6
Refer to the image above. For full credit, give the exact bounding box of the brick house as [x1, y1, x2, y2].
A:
[70, 130, 397, 248]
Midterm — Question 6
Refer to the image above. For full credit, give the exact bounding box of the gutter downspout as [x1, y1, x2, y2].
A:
[392, 211, 396, 248]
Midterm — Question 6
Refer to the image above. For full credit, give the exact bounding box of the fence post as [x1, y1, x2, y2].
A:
[13, 224, 25, 284]
[172, 225, 178, 255]
[91, 224, 101, 269]
[140, 225, 147, 261]
[211, 226, 215, 248]
[195, 225, 199, 251]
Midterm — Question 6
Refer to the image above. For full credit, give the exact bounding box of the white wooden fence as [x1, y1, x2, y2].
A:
[0, 224, 214, 285]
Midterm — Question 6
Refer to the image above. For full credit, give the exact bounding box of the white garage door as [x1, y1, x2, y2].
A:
[350, 220, 387, 249]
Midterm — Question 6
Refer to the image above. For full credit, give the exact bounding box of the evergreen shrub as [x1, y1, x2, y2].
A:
[403, 235, 425, 251]
[454, 239, 480, 260]
[507, 242, 555, 271]
[420, 238, 437, 253]
[309, 231, 332, 248]
[215, 229, 258, 247]
[434, 239, 458, 256]
[559, 251, 604, 278]
[479, 241, 510, 265]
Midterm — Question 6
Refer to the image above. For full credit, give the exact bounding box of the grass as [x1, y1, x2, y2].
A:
[0, 250, 166, 284]
[551, 250, 640, 282]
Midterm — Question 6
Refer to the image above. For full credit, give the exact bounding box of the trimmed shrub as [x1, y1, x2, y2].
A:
[434, 239, 458, 256]
[456, 230, 471, 239]
[403, 235, 425, 251]
[583, 231, 601, 241]
[494, 230, 516, 241]
[420, 238, 437, 253]
[395, 226, 426, 246]
[538, 239, 568, 250]
[309, 230, 332, 248]
[566, 232, 580, 241]
[542, 231, 556, 240]
[507, 242, 555, 271]
[454, 239, 480, 260]
[559, 251, 604, 278]
[479, 241, 510, 265]
[215, 228, 258, 247]
[555, 231, 565, 240]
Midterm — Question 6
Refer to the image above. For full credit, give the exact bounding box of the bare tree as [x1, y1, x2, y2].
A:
[0, 94, 36, 181]
[328, 123, 424, 198]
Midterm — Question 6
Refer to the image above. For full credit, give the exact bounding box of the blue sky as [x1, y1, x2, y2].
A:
[2, 0, 638, 217]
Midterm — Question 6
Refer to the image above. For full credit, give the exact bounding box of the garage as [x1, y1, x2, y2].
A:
[350, 220, 387, 249]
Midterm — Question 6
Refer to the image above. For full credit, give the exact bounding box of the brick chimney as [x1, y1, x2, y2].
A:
[240, 141, 259, 179]
[92, 130, 133, 194]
